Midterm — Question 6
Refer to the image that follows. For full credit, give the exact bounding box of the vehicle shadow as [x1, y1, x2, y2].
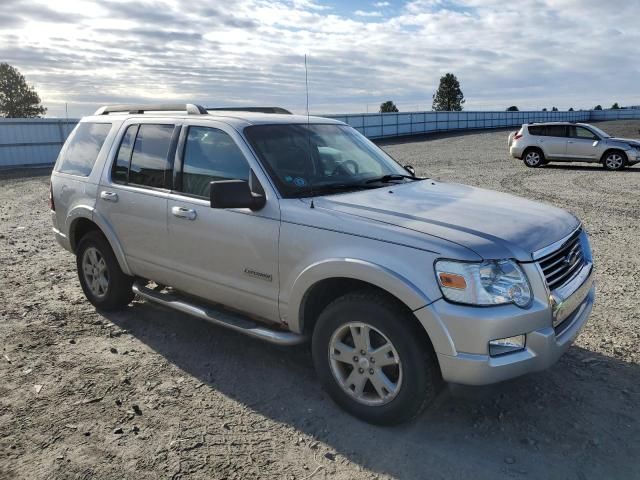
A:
[104, 301, 639, 479]
[541, 164, 640, 172]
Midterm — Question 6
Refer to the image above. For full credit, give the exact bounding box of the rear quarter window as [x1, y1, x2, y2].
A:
[527, 125, 544, 136]
[57, 123, 112, 176]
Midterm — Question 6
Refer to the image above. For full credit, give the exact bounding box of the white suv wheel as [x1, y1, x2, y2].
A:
[524, 150, 543, 167]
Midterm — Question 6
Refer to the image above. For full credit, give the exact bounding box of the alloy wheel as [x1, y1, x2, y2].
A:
[82, 247, 109, 298]
[328, 322, 402, 406]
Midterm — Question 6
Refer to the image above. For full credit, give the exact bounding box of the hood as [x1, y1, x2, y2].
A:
[314, 180, 580, 261]
[609, 137, 640, 147]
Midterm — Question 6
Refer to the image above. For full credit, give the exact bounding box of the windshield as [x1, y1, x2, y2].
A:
[587, 125, 611, 138]
[244, 124, 411, 197]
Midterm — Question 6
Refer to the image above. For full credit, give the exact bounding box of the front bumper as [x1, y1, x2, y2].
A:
[415, 268, 595, 386]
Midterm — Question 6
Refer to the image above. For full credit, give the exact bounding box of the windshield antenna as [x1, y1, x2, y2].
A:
[304, 53, 315, 209]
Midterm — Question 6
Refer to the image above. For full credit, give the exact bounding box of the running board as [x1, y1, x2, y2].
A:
[132, 282, 307, 346]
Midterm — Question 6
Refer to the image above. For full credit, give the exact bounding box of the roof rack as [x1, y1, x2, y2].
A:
[94, 103, 208, 115]
[207, 106, 292, 114]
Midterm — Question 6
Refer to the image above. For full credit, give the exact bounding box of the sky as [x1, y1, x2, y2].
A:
[1, 0, 639, 117]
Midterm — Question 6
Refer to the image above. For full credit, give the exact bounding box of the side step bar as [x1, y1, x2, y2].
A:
[132, 282, 307, 346]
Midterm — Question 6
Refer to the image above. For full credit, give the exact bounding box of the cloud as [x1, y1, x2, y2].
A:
[373, 1, 390, 6]
[1, 0, 638, 117]
[354, 10, 383, 17]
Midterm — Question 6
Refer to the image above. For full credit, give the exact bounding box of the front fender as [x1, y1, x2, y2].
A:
[67, 206, 133, 276]
[286, 258, 433, 334]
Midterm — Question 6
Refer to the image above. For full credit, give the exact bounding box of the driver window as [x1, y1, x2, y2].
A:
[180, 127, 250, 198]
[572, 127, 597, 140]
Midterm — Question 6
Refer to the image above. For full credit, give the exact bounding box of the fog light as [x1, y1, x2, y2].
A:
[489, 335, 526, 356]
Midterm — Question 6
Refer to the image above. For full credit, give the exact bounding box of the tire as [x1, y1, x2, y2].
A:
[312, 290, 442, 425]
[523, 148, 544, 168]
[76, 230, 134, 311]
[602, 150, 627, 171]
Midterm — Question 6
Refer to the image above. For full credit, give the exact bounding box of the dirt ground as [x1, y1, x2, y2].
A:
[1, 120, 639, 480]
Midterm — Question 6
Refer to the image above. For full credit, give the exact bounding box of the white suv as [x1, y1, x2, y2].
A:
[50, 104, 595, 425]
[508, 122, 640, 170]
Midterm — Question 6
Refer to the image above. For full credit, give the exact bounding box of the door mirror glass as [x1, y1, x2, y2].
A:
[210, 177, 265, 211]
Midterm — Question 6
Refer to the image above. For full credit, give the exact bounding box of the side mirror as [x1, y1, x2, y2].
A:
[210, 179, 266, 211]
[404, 165, 416, 177]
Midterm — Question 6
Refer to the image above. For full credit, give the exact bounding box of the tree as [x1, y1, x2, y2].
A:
[432, 73, 464, 111]
[506, 106, 519, 111]
[0, 63, 46, 118]
[551, 106, 558, 112]
[594, 105, 603, 110]
[379, 100, 399, 113]
[568, 107, 574, 111]
[611, 102, 620, 109]
[542, 108, 547, 112]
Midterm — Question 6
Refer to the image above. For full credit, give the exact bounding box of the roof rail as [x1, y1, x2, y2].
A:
[207, 106, 292, 114]
[94, 104, 208, 115]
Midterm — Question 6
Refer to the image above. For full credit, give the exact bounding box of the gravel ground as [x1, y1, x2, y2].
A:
[1, 120, 639, 480]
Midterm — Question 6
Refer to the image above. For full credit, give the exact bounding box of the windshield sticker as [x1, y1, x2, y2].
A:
[294, 177, 307, 187]
[284, 175, 293, 182]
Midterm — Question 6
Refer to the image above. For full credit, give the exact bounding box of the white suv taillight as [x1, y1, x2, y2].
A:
[513, 129, 523, 140]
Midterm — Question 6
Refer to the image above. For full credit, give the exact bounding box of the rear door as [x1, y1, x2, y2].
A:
[566, 126, 600, 161]
[98, 119, 180, 284]
[539, 125, 568, 158]
[165, 121, 281, 322]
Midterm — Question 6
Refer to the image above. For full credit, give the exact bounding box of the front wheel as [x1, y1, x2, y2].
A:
[76, 231, 134, 311]
[312, 290, 442, 425]
[602, 151, 627, 171]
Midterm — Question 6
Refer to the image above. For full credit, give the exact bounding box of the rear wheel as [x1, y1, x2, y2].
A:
[602, 151, 627, 171]
[76, 231, 134, 310]
[523, 148, 544, 168]
[312, 290, 442, 425]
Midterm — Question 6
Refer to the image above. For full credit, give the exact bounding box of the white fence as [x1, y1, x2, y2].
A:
[1, 109, 640, 168]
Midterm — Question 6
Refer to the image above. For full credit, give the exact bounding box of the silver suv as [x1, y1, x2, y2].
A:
[51, 104, 595, 425]
[508, 122, 640, 170]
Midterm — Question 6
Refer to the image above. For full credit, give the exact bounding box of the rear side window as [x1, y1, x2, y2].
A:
[112, 124, 175, 189]
[528, 125, 544, 136]
[58, 123, 112, 176]
[545, 125, 567, 137]
[180, 126, 250, 198]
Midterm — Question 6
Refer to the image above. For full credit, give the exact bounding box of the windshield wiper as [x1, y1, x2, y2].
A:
[364, 174, 422, 184]
[295, 183, 377, 197]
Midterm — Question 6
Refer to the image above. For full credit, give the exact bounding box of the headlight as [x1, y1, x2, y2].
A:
[435, 259, 532, 307]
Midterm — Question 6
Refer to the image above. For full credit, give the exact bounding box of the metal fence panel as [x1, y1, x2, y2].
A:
[1, 109, 639, 167]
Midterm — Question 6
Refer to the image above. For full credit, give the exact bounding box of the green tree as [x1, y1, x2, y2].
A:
[432, 73, 464, 111]
[379, 100, 399, 113]
[542, 108, 547, 111]
[551, 106, 558, 112]
[568, 107, 574, 111]
[0, 63, 46, 118]
[506, 105, 518, 111]
[611, 102, 620, 109]
[594, 105, 603, 110]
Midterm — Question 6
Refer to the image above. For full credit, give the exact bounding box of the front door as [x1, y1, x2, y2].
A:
[566, 126, 600, 161]
[165, 122, 281, 322]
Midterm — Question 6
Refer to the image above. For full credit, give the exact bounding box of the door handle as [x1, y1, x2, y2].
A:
[100, 191, 118, 202]
[171, 206, 197, 220]
[567, 140, 575, 143]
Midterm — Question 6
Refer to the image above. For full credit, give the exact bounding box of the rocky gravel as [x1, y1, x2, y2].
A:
[1, 120, 639, 479]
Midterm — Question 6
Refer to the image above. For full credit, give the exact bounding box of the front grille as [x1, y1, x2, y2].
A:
[538, 231, 585, 291]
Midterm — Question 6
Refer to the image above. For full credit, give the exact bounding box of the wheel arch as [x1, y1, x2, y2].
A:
[68, 208, 132, 276]
[600, 148, 628, 164]
[287, 258, 433, 336]
[522, 145, 545, 159]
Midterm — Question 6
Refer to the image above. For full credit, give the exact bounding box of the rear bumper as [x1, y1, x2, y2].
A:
[53, 227, 72, 252]
[415, 276, 595, 386]
[509, 145, 524, 159]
